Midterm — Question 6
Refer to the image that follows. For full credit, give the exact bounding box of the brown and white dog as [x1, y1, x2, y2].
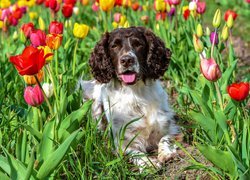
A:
[79, 27, 180, 168]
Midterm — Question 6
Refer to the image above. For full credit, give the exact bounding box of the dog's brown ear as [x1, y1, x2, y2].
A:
[139, 27, 171, 79]
[89, 32, 115, 83]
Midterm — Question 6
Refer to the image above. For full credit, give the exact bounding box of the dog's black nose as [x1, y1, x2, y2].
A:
[120, 55, 135, 67]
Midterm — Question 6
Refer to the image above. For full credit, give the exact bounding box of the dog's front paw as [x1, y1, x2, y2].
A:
[157, 146, 177, 163]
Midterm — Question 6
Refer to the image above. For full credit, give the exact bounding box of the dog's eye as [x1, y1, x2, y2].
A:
[131, 39, 142, 47]
[111, 39, 121, 49]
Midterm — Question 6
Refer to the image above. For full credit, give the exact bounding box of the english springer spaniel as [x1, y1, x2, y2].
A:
[79, 26, 180, 169]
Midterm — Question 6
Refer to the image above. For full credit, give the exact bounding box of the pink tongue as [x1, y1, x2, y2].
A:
[120, 74, 136, 84]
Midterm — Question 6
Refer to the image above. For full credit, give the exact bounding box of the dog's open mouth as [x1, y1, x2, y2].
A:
[119, 71, 137, 85]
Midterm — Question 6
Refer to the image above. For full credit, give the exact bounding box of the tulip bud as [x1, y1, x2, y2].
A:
[210, 31, 219, 45]
[206, 27, 211, 36]
[213, 9, 221, 28]
[20, 30, 27, 43]
[221, 25, 229, 41]
[226, 15, 234, 28]
[193, 35, 204, 53]
[200, 58, 221, 81]
[24, 85, 44, 107]
[38, 17, 45, 31]
[196, 24, 203, 37]
[140, 15, 149, 24]
[42, 83, 53, 98]
[13, 31, 18, 40]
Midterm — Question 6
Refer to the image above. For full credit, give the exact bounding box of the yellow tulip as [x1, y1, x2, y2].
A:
[0, 21, 3, 29]
[29, 12, 38, 20]
[196, 24, 203, 38]
[213, 9, 221, 28]
[99, 0, 115, 12]
[0, 0, 11, 8]
[82, 0, 89, 5]
[38, 46, 53, 63]
[155, 0, 166, 12]
[73, 23, 89, 39]
[38, 17, 45, 31]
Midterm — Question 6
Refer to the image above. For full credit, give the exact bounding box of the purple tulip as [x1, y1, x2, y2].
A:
[210, 31, 219, 45]
[168, 7, 176, 17]
[24, 85, 44, 107]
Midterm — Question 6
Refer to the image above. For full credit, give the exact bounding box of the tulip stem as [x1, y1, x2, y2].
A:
[34, 75, 53, 116]
[214, 81, 223, 110]
[55, 50, 58, 78]
[210, 28, 217, 59]
[46, 64, 59, 110]
[72, 39, 79, 76]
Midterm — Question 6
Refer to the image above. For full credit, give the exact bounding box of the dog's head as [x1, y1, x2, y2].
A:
[89, 27, 171, 85]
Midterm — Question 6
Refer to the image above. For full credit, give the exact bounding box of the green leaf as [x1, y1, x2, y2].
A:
[214, 110, 231, 144]
[105, 158, 122, 167]
[58, 101, 92, 141]
[39, 119, 55, 162]
[197, 144, 236, 177]
[20, 124, 42, 141]
[1, 147, 35, 180]
[0, 171, 10, 180]
[36, 129, 80, 179]
[189, 111, 217, 143]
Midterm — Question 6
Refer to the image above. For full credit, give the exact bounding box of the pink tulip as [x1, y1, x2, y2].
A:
[246, 0, 250, 3]
[196, 2, 206, 14]
[168, 0, 181, 5]
[200, 58, 221, 81]
[92, 2, 99, 12]
[24, 85, 44, 106]
[114, 13, 122, 23]
[30, 29, 46, 47]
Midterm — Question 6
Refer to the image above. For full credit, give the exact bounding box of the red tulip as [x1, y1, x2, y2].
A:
[64, 0, 76, 5]
[8, 16, 18, 26]
[200, 58, 221, 82]
[24, 85, 44, 106]
[21, 23, 35, 38]
[156, 12, 167, 21]
[62, 4, 73, 18]
[10, 46, 50, 76]
[183, 9, 190, 20]
[36, 0, 45, 5]
[49, 21, 63, 34]
[227, 82, 249, 101]
[131, 2, 140, 11]
[115, 0, 122, 6]
[246, 0, 250, 3]
[30, 29, 46, 47]
[224, 10, 237, 22]
[12, 8, 23, 20]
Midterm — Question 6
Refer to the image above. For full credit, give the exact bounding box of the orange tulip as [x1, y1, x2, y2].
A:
[46, 34, 63, 50]
[23, 69, 44, 85]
